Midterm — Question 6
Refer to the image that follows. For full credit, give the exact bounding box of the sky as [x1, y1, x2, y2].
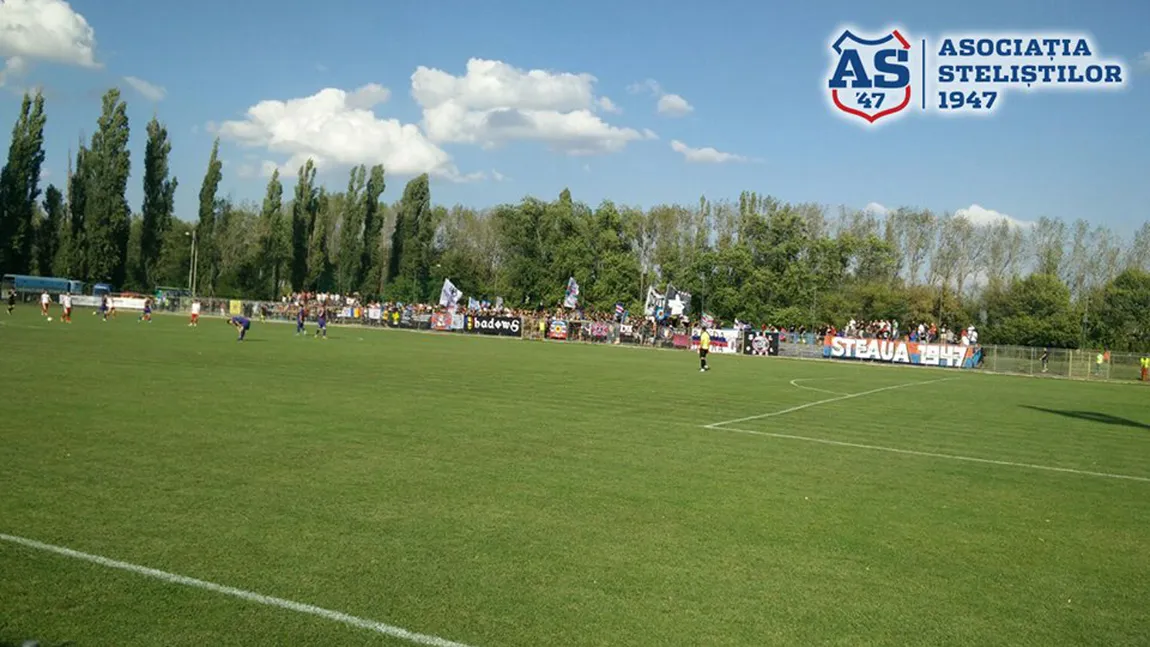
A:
[1, 0, 1148, 232]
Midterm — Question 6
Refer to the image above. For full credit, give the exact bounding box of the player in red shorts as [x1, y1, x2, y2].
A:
[189, 299, 201, 326]
[61, 292, 73, 323]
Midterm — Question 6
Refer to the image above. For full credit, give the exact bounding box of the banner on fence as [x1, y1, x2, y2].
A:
[105, 297, 147, 311]
[742, 331, 780, 356]
[549, 320, 568, 340]
[229, 300, 242, 315]
[368, 307, 382, 321]
[589, 322, 611, 338]
[464, 315, 522, 337]
[65, 295, 102, 307]
[691, 328, 740, 354]
[822, 336, 980, 368]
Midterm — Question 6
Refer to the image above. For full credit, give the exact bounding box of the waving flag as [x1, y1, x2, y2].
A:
[494, 296, 504, 311]
[439, 279, 462, 307]
[563, 277, 580, 309]
[666, 286, 691, 317]
[614, 302, 625, 321]
[701, 312, 714, 328]
[467, 296, 481, 311]
[643, 286, 664, 316]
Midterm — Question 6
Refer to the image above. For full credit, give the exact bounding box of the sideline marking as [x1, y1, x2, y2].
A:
[708, 427, 1150, 483]
[705, 377, 956, 429]
[789, 378, 850, 396]
[0, 533, 477, 647]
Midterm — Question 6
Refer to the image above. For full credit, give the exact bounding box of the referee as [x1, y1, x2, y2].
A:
[699, 325, 711, 372]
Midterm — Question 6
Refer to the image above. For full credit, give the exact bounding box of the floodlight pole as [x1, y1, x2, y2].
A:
[187, 230, 198, 297]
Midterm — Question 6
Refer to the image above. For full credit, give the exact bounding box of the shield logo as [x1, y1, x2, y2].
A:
[827, 28, 913, 124]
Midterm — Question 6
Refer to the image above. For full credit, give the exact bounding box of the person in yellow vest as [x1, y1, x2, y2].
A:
[699, 325, 711, 372]
[1095, 351, 1104, 376]
[1141, 355, 1149, 382]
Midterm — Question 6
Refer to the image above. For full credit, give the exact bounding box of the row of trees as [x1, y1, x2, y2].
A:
[2, 89, 1148, 351]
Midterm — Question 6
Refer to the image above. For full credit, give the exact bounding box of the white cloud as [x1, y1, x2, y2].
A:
[670, 139, 749, 164]
[234, 160, 280, 180]
[864, 202, 889, 215]
[0, 0, 98, 85]
[954, 204, 1034, 229]
[491, 169, 506, 182]
[595, 95, 621, 113]
[216, 83, 468, 181]
[411, 58, 646, 156]
[628, 78, 694, 117]
[656, 93, 693, 117]
[122, 75, 166, 102]
[627, 79, 661, 95]
[642, 128, 658, 140]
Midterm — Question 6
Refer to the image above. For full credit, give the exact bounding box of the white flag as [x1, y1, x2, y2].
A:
[563, 277, 580, 309]
[439, 279, 462, 307]
[643, 286, 664, 316]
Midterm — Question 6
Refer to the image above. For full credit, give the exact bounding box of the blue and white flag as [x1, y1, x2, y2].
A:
[563, 277, 580, 309]
[614, 302, 625, 321]
[467, 296, 480, 311]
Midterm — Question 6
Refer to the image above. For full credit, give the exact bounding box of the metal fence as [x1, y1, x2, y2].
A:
[152, 297, 1148, 385]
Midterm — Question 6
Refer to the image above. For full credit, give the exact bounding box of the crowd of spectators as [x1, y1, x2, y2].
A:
[170, 290, 986, 348]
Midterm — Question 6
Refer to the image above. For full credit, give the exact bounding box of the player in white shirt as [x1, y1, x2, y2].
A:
[61, 293, 73, 323]
[40, 290, 50, 316]
[189, 299, 201, 327]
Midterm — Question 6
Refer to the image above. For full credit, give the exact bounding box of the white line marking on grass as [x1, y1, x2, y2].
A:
[705, 377, 956, 429]
[789, 378, 849, 396]
[0, 533, 478, 647]
[708, 427, 1150, 483]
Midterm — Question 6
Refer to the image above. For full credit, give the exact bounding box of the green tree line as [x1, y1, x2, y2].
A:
[2, 89, 1149, 351]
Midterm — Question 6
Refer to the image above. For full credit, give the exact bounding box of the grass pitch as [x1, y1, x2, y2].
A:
[2, 309, 1149, 647]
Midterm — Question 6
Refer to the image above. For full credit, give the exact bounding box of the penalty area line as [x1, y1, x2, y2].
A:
[704, 377, 956, 429]
[706, 427, 1150, 483]
[0, 533, 478, 647]
[789, 378, 850, 396]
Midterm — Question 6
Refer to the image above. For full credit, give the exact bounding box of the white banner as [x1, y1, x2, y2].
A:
[111, 297, 148, 311]
[61, 295, 101, 307]
[690, 328, 741, 354]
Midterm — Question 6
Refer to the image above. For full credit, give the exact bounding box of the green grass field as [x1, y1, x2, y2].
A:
[2, 308, 1149, 647]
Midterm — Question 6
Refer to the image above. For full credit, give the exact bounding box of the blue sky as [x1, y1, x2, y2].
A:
[2, 0, 1148, 231]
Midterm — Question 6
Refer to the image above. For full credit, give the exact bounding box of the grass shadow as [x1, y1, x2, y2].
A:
[1021, 405, 1150, 431]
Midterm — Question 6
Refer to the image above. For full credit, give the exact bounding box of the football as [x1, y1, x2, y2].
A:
[47, 317, 52, 322]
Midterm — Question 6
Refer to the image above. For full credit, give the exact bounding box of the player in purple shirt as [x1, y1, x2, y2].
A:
[228, 315, 251, 341]
[314, 305, 328, 339]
